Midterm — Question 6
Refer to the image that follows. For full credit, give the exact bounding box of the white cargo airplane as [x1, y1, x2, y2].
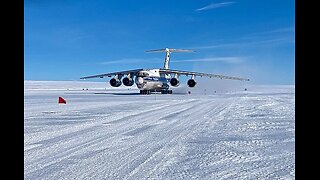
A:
[80, 48, 249, 94]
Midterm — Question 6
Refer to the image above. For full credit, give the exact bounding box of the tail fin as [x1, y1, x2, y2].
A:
[145, 47, 195, 69]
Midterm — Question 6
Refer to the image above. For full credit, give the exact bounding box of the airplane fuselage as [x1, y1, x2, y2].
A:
[135, 69, 169, 91]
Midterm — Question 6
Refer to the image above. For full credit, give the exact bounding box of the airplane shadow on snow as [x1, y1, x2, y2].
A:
[93, 92, 187, 95]
[94, 92, 141, 95]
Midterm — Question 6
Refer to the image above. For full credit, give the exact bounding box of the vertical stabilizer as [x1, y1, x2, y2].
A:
[145, 48, 195, 78]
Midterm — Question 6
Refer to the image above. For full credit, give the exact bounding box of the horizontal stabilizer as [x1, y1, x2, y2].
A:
[145, 48, 195, 53]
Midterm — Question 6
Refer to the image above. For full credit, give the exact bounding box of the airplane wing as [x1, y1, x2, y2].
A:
[80, 69, 144, 79]
[159, 69, 250, 81]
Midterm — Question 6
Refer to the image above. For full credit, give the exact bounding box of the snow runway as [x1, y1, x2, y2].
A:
[24, 81, 295, 179]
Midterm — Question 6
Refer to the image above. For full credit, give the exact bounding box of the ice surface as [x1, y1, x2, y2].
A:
[24, 81, 295, 179]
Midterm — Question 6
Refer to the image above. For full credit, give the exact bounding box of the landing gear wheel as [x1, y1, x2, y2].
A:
[161, 90, 172, 94]
[140, 90, 151, 95]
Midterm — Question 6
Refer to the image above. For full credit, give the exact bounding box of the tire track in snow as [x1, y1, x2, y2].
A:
[81, 99, 208, 179]
[72, 99, 208, 179]
[25, 87, 295, 179]
[123, 99, 228, 179]
[37, 98, 202, 180]
[172, 93, 295, 179]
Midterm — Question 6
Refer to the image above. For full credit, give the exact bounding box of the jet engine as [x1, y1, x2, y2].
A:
[170, 77, 180, 87]
[122, 77, 134, 86]
[187, 79, 197, 87]
[110, 77, 121, 87]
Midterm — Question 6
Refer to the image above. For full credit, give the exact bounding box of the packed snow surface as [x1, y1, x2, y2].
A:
[24, 81, 295, 179]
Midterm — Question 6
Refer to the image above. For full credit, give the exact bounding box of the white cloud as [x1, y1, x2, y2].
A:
[100, 58, 160, 65]
[100, 59, 147, 65]
[173, 57, 246, 64]
[100, 57, 246, 66]
[196, 2, 235, 11]
[247, 27, 295, 37]
[192, 37, 294, 50]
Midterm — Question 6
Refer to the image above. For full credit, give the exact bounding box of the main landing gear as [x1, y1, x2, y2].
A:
[160, 89, 172, 94]
[139, 89, 172, 94]
[140, 90, 151, 95]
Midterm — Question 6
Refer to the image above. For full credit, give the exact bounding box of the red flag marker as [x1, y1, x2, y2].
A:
[58, 97, 67, 104]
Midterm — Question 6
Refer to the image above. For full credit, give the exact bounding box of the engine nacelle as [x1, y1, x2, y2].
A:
[110, 78, 121, 87]
[122, 77, 134, 86]
[170, 78, 180, 87]
[187, 79, 197, 87]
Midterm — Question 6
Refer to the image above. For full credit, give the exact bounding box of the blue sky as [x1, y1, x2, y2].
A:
[24, 0, 295, 85]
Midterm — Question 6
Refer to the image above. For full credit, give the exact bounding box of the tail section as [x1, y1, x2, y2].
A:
[145, 48, 195, 69]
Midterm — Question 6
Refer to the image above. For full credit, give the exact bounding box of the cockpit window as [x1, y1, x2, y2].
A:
[137, 72, 149, 77]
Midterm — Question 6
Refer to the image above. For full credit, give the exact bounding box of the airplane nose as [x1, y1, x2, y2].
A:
[136, 77, 144, 84]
